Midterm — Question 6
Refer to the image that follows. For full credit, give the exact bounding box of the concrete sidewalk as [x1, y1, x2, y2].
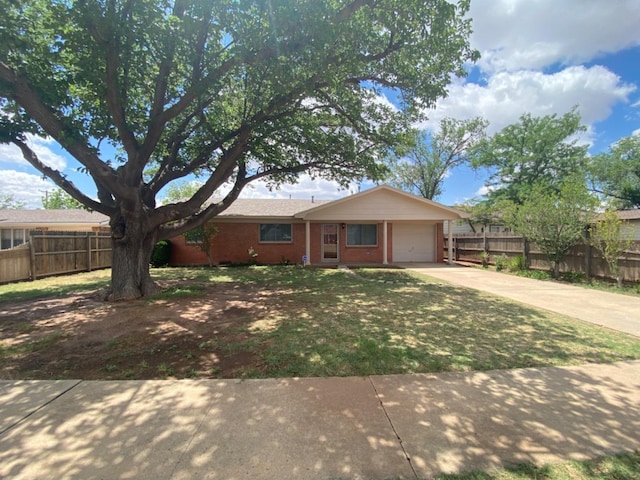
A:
[404, 263, 640, 338]
[2, 361, 640, 479]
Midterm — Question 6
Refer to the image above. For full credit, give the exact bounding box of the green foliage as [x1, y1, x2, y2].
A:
[479, 250, 490, 267]
[494, 253, 509, 272]
[471, 108, 588, 205]
[0, 193, 25, 209]
[508, 255, 527, 272]
[42, 189, 87, 210]
[0, 0, 479, 299]
[183, 222, 218, 267]
[589, 134, 640, 209]
[506, 180, 597, 277]
[387, 117, 488, 200]
[161, 181, 204, 204]
[590, 211, 633, 287]
[150, 241, 171, 268]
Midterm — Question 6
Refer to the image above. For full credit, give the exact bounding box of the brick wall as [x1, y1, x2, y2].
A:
[170, 221, 445, 266]
[170, 222, 306, 266]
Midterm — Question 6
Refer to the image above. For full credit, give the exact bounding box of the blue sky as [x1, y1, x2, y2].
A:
[1, 0, 640, 208]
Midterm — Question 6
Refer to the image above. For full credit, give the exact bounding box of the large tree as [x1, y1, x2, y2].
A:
[0, 0, 477, 300]
[471, 108, 588, 205]
[588, 134, 640, 209]
[387, 116, 487, 200]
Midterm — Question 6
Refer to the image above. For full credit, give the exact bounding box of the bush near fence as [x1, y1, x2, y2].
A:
[0, 231, 112, 284]
[445, 232, 640, 283]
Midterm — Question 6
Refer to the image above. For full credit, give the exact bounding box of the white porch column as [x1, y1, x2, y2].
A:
[305, 221, 311, 265]
[447, 220, 453, 265]
[382, 220, 388, 264]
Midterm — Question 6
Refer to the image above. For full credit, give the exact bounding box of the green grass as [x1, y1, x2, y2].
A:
[155, 266, 640, 378]
[3, 265, 640, 379]
[436, 451, 640, 479]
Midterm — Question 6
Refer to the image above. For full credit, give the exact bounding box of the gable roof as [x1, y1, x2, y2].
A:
[0, 209, 109, 226]
[212, 185, 465, 221]
[295, 185, 466, 221]
[216, 198, 330, 218]
[594, 209, 640, 222]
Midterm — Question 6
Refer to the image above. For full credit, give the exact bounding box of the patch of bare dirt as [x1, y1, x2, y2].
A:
[0, 282, 282, 380]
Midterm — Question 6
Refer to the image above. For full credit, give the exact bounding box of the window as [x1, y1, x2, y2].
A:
[13, 229, 25, 247]
[0, 229, 11, 250]
[346, 224, 377, 246]
[259, 224, 292, 243]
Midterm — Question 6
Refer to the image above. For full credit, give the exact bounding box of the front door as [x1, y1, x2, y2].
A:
[322, 224, 339, 262]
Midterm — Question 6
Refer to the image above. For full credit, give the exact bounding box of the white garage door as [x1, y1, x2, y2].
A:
[393, 223, 435, 262]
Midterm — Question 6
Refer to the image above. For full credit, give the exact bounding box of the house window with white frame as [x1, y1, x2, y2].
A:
[346, 224, 377, 246]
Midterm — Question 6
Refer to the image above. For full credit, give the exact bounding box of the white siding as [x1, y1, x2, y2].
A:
[301, 188, 460, 221]
[393, 223, 435, 262]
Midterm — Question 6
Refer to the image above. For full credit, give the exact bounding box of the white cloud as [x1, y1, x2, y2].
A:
[470, 0, 640, 72]
[420, 65, 635, 137]
[0, 170, 57, 208]
[0, 135, 68, 171]
[239, 175, 356, 200]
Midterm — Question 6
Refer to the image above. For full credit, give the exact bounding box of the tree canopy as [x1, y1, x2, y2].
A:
[471, 108, 588, 205]
[386, 116, 487, 200]
[0, 0, 477, 299]
[0, 193, 25, 209]
[588, 134, 640, 209]
[505, 179, 597, 278]
[42, 189, 87, 209]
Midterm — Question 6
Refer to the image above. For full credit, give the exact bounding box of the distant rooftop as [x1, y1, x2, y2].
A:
[213, 198, 331, 217]
[0, 209, 109, 225]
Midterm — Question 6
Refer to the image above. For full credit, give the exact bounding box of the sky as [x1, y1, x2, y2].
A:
[1, 0, 640, 208]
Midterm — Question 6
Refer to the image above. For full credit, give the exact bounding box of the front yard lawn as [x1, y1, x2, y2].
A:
[1, 266, 640, 380]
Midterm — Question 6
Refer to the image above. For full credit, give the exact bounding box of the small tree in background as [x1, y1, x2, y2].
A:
[590, 211, 632, 288]
[42, 189, 87, 210]
[387, 117, 487, 200]
[507, 180, 597, 278]
[0, 193, 25, 209]
[184, 222, 218, 267]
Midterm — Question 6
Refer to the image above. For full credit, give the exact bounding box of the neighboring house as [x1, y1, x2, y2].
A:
[443, 219, 509, 235]
[594, 209, 640, 241]
[170, 185, 465, 266]
[0, 209, 109, 250]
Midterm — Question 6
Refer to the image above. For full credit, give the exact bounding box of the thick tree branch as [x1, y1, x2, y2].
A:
[12, 138, 114, 215]
[0, 62, 125, 198]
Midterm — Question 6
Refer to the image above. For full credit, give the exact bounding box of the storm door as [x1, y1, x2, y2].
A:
[322, 224, 339, 262]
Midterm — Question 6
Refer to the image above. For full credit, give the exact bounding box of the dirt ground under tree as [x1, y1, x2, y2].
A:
[0, 280, 279, 380]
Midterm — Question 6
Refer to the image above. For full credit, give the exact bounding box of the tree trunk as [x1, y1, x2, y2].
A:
[108, 210, 161, 301]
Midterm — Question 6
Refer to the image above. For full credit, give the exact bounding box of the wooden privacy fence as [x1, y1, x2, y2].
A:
[445, 232, 640, 283]
[0, 231, 112, 284]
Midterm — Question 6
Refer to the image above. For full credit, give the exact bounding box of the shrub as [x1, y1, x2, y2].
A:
[479, 251, 490, 268]
[517, 269, 551, 281]
[508, 255, 527, 272]
[562, 271, 585, 283]
[495, 253, 509, 272]
[150, 240, 171, 267]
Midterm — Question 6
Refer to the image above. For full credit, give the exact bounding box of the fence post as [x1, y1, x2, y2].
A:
[86, 232, 92, 272]
[584, 229, 592, 280]
[29, 234, 37, 280]
[523, 237, 530, 268]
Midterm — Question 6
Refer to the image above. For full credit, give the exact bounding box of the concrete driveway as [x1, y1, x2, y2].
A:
[402, 263, 640, 338]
